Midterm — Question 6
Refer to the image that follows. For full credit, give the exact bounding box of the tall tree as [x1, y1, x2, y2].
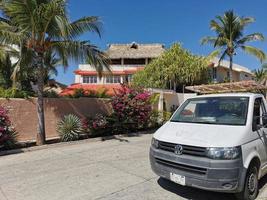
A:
[132, 43, 212, 90]
[201, 10, 266, 82]
[0, 54, 13, 88]
[0, 0, 109, 145]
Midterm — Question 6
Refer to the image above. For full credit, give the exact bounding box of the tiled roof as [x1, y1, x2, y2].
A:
[60, 84, 123, 96]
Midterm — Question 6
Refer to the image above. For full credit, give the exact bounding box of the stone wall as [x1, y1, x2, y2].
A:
[0, 98, 112, 142]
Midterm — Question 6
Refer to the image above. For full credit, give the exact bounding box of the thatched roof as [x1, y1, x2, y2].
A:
[106, 42, 165, 59]
[186, 80, 267, 94]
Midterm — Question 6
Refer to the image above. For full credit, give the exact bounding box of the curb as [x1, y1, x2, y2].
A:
[0, 129, 155, 156]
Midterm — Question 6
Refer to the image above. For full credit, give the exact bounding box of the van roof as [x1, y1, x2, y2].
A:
[189, 93, 263, 99]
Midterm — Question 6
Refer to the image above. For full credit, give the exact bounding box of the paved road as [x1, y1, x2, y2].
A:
[1, 134, 267, 200]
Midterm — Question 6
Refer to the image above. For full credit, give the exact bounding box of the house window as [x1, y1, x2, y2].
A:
[124, 59, 146, 65]
[128, 74, 133, 82]
[83, 76, 97, 84]
[110, 59, 121, 65]
[106, 75, 121, 83]
[125, 74, 133, 83]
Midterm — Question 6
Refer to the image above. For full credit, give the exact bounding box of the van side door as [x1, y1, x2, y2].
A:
[252, 97, 267, 167]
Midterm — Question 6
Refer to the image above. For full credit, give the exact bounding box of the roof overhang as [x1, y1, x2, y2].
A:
[185, 80, 267, 94]
[74, 68, 144, 75]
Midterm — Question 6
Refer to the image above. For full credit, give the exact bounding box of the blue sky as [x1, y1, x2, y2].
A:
[56, 0, 267, 85]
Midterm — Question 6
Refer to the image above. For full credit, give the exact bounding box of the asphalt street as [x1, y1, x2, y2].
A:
[1, 134, 267, 200]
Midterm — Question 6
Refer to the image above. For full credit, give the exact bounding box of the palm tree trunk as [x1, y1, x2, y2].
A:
[36, 52, 46, 145]
[229, 55, 233, 83]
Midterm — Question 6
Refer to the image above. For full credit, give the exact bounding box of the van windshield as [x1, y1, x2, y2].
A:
[171, 97, 249, 125]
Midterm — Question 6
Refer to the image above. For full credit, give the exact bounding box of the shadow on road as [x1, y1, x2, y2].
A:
[157, 177, 236, 200]
[157, 175, 267, 200]
[259, 173, 267, 190]
[0, 148, 24, 156]
[100, 129, 155, 142]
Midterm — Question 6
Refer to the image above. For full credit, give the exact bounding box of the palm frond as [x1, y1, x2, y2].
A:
[262, 63, 267, 69]
[241, 45, 266, 63]
[206, 49, 221, 61]
[254, 68, 267, 82]
[210, 19, 223, 34]
[0, 22, 24, 45]
[237, 33, 264, 44]
[68, 16, 102, 39]
[2, 0, 37, 31]
[240, 17, 255, 27]
[51, 40, 110, 76]
[200, 36, 218, 45]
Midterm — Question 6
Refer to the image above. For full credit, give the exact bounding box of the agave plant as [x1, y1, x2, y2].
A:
[57, 114, 82, 142]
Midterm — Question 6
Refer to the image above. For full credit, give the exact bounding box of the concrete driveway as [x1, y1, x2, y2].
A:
[1, 134, 267, 200]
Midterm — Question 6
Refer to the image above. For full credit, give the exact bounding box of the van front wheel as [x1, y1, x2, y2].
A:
[236, 165, 259, 200]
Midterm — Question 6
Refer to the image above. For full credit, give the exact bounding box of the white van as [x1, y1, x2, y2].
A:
[150, 93, 267, 200]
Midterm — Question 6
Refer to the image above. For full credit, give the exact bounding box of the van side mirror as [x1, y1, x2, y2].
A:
[263, 114, 267, 127]
[253, 114, 267, 131]
[252, 117, 259, 131]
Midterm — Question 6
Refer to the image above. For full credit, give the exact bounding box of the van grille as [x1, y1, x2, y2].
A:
[155, 157, 207, 175]
[158, 141, 207, 157]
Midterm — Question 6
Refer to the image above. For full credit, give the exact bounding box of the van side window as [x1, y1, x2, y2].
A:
[253, 98, 266, 130]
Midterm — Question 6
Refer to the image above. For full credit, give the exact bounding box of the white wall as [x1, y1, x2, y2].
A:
[75, 74, 81, 84]
[79, 64, 140, 71]
[162, 93, 197, 112]
[177, 93, 197, 105]
[240, 72, 253, 81]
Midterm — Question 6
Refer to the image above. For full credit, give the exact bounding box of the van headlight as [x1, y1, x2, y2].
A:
[151, 138, 159, 148]
[207, 146, 241, 160]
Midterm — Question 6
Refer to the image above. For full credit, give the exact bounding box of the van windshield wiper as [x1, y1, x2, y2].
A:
[170, 120, 217, 124]
[170, 120, 181, 122]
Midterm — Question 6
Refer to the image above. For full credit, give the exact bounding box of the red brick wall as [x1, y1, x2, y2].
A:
[0, 98, 112, 142]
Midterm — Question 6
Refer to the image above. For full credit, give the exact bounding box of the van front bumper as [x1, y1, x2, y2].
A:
[150, 146, 246, 193]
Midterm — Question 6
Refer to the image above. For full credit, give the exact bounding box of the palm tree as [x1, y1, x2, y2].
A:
[254, 68, 267, 82]
[254, 63, 267, 84]
[0, 0, 109, 145]
[0, 54, 14, 88]
[201, 10, 266, 82]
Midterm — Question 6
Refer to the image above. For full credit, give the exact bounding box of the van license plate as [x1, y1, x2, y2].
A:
[170, 172, 185, 186]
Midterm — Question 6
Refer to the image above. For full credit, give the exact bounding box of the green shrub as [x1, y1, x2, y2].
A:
[57, 114, 82, 142]
[148, 110, 172, 128]
[163, 111, 172, 122]
[0, 88, 32, 98]
[43, 90, 60, 98]
[71, 88, 84, 98]
[95, 88, 109, 98]
[68, 88, 110, 98]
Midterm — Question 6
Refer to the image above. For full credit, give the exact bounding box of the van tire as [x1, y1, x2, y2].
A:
[235, 165, 259, 200]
